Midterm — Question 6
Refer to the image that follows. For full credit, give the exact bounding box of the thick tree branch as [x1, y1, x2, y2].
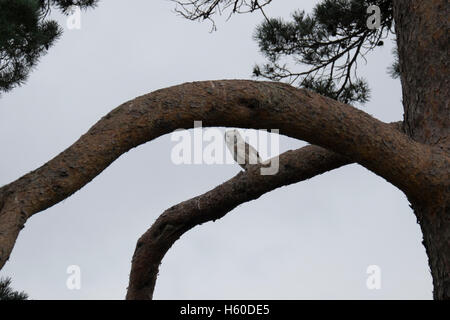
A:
[0, 80, 446, 270]
[125, 145, 350, 299]
[127, 121, 403, 299]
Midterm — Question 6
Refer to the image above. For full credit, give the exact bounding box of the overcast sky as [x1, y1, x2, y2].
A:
[0, 0, 432, 299]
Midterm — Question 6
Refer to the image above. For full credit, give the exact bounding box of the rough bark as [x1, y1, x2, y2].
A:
[0, 0, 446, 300]
[126, 121, 403, 299]
[394, 0, 449, 150]
[126, 145, 351, 299]
[394, 0, 449, 299]
[0, 80, 442, 271]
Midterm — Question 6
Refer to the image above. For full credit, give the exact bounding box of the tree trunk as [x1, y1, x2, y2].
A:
[414, 203, 450, 300]
[0, 1, 447, 300]
[394, 0, 449, 299]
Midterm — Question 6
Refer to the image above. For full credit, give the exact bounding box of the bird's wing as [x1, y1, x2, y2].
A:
[235, 140, 247, 166]
[225, 131, 263, 169]
[246, 143, 261, 165]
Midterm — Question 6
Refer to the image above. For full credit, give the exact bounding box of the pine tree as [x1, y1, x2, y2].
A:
[174, 0, 397, 104]
[0, 277, 28, 300]
[0, 0, 98, 94]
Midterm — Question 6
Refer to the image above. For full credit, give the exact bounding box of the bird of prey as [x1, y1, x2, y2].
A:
[225, 129, 262, 170]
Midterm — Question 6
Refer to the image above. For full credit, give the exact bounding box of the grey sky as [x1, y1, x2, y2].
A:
[0, 0, 432, 299]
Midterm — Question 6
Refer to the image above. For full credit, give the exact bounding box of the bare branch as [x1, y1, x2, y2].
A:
[172, 0, 273, 31]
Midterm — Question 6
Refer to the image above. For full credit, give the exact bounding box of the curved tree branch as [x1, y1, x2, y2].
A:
[0, 80, 446, 270]
[125, 145, 350, 299]
[127, 122, 403, 299]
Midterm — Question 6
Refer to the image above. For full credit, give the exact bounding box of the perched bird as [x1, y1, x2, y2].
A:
[225, 129, 262, 170]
